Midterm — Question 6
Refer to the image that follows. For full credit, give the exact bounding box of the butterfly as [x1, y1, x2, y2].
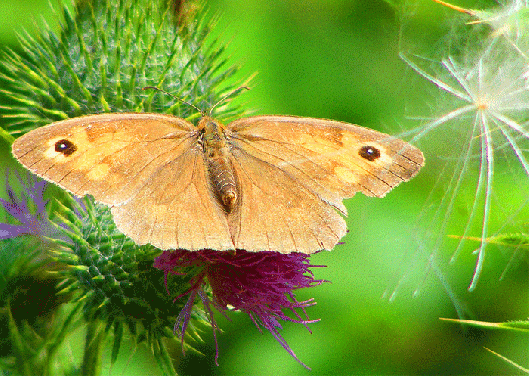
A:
[12, 111, 424, 254]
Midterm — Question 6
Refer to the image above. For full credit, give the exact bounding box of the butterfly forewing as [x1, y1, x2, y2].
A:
[227, 116, 424, 207]
[12, 113, 196, 206]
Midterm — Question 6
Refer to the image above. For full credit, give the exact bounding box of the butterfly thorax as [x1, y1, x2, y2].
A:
[198, 117, 238, 214]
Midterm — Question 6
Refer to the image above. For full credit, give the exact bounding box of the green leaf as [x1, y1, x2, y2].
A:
[440, 318, 529, 333]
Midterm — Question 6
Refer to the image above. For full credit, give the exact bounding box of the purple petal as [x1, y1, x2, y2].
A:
[0, 223, 30, 239]
[154, 248, 326, 369]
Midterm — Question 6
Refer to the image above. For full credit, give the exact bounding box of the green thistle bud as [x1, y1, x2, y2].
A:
[1, 0, 244, 135]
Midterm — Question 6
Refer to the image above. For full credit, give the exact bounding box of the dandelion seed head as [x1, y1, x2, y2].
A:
[399, 26, 529, 294]
[476, 0, 529, 40]
[434, 0, 529, 41]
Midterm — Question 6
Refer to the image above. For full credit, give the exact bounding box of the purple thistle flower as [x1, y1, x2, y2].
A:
[154, 249, 326, 369]
[0, 172, 50, 239]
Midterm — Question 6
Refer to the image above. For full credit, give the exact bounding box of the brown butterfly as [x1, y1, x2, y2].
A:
[11, 111, 424, 254]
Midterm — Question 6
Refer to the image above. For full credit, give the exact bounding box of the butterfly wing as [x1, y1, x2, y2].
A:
[227, 149, 345, 253]
[12, 113, 234, 250]
[226, 115, 424, 253]
[110, 141, 235, 251]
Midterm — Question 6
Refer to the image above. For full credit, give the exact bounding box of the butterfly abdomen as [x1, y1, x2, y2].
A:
[206, 156, 238, 212]
[200, 117, 239, 214]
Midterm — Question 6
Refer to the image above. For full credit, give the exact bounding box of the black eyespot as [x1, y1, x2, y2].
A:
[359, 145, 380, 161]
[54, 139, 77, 156]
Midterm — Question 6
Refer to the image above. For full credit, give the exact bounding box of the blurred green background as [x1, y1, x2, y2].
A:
[0, 0, 528, 375]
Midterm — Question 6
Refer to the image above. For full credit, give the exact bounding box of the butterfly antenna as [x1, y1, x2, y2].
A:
[142, 86, 204, 115]
[208, 86, 250, 116]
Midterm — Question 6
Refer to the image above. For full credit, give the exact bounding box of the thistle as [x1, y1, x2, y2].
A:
[154, 249, 325, 369]
[0, 0, 326, 374]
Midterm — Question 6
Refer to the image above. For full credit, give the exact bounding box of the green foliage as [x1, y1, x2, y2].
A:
[449, 233, 529, 249]
[0, 236, 83, 376]
[441, 317, 529, 333]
